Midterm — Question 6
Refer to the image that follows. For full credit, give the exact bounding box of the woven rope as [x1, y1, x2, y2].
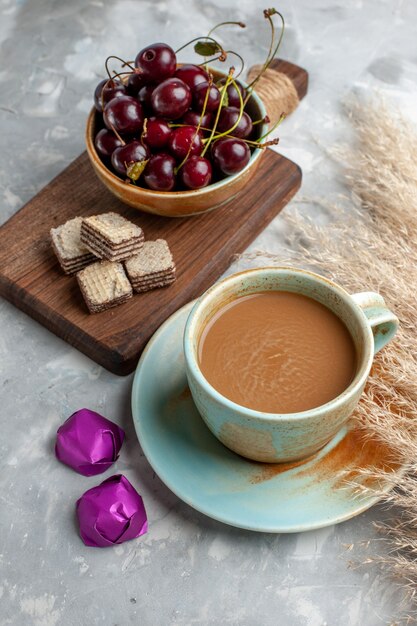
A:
[246, 66, 300, 124]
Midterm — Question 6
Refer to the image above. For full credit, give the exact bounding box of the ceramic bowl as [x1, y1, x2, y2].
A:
[85, 69, 268, 217]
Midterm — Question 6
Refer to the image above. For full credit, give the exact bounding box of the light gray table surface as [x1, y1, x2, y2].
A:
[1, 1, 415, 624]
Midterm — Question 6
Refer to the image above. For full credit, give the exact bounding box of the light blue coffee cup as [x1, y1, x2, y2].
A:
[183, 267, 398, 463]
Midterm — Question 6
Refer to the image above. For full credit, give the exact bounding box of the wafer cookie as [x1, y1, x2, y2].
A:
[125, 239, 174, 278]
[51, 217, 96, 275]
[77, 261, 133, 314]
[81, 212, 144, 262]
[125, 239, 176, 293]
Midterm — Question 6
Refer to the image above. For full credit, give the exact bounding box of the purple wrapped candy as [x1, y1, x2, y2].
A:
[55, 408, 125, 476]
[76, 474, 148, 547]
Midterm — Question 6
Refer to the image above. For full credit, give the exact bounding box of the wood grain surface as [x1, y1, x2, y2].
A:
[0, 58, 308, 375]
[0, 150, 301, 374]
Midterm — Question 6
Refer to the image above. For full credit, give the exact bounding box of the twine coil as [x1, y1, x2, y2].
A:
[246, 65, 300, 124]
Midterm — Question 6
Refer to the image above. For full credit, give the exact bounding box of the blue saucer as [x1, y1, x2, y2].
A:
[131, 301, 393, 533]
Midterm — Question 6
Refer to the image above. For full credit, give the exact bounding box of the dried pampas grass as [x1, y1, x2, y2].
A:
[241, 96, 417, 615]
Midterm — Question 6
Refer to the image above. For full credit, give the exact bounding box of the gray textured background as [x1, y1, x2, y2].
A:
[1, 1, 416, 624]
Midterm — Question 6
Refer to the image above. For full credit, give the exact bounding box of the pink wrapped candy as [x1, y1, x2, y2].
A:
[76, 474, 148, 547]
[55, 408, 125, 476]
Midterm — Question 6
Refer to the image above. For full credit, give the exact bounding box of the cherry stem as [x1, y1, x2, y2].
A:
[207, 21, 246, 38]
[255, 138, 279, 148]
[252, 115, 270, 126]
[202, 71, 245, 152]
[140, 118, 148, 144]
[175, 76, 213, 174]
[105, 55, 136, 80]
[201, 68, 236, 157]
[100, 70, 134, 110]
[260, 10, 276, 83]
[202, 24, 245, 68]
[107, 70, 134, 82]
[244, 9, 285, 103]
[108, 121, 125, 146]
[197, 54, 227, 67]
[168, 123, 276, 148]
[224, 50, 245, 77]
[124, 162, 134, 185]
[175, 35, 226, 58]
[257, 113, 286, 142]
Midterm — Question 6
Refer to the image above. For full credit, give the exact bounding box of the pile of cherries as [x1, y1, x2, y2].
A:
[93, 42, 266, 191]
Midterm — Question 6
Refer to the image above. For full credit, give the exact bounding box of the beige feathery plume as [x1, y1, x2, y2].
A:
[241, 96, 417, 617]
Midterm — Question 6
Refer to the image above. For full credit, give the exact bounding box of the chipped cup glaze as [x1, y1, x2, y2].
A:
[183, 267, 399, 463]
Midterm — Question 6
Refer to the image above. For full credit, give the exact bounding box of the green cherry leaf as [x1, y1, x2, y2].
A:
[194, 40, 221, 56]
[126, 159, 149, 182]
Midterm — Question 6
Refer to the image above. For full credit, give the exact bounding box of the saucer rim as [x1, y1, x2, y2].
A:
[131, 300, 399, 533]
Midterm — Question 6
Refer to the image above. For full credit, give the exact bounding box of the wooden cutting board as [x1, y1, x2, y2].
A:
[0, 60, 307, 375]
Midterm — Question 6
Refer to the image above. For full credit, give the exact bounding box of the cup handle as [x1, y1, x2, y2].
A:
[351, 292, 399, 354]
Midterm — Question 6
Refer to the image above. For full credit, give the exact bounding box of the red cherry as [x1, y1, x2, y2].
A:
[211, 137, 250, 175]
[193, 82, 221, 113]
[127, 73, 146, 96]
[135, 43, 176, 82]
[217, 79, 247, 108]
[217, 106, 253, 138]
[151, 78, 191, 120]
[143, 153, 176, 191]
[94, 129, 123, 158]
[94, 79, 127, 112]
[174, 64, 209, 89]
[142, 117, 172, 149]
[111, 141, 149, 176]
[138, 84, 155, 109]
[180, 156, 212, 189]
[103, 96, 144, 135]
[168, 126, 203, 160]
[182, 110, 213, 129]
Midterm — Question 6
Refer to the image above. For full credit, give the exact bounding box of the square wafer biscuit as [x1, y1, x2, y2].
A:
[76, 261, 133, 314]
[51, 217, 96, 274]
[81, 212, 144, 262]
[125, 239, 175, 280]
[125, 239, 176, 293]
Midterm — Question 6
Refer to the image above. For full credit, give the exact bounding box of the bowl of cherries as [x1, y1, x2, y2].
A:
[86, 10, 284, 217]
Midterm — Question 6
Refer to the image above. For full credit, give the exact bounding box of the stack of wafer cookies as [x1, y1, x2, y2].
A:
[50, 212, 176, 314]
[51, 217, 96, 275]
[80, 212, 144, 262]
[125, 240, 176, 293]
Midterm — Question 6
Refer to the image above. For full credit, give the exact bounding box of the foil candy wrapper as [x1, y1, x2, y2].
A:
[55, 408, 125, 476]
[76, 474, 148, 547]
